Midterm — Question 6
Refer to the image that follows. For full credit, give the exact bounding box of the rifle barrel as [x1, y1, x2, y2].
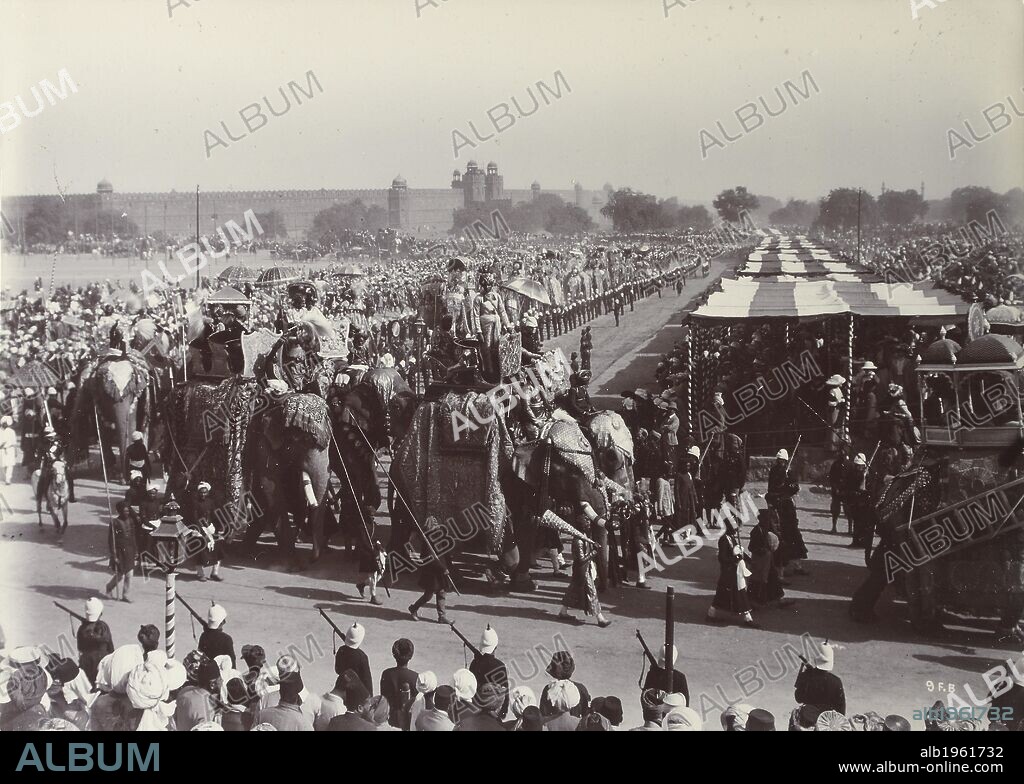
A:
[53, 601, 86, 623]
[317, 608, 345, 638]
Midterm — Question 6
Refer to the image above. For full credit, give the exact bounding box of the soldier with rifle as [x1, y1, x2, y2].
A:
[452, 623, 510, 718]
[177, 594, 236, 668]
[767, 440, 808, 577]
[636, 630, 689, 702]
[64, 597, 113, 686]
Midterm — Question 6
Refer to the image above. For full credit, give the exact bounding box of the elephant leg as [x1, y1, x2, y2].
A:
[302, 450, 330, 564]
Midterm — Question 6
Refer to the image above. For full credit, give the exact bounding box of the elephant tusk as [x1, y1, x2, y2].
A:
[302, 471, 318, 507]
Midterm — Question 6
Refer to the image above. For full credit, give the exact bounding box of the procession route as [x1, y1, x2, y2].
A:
[545, 248, 742, 409]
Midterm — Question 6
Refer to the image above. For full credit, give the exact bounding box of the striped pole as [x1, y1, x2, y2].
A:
[846, 312, 854, 444]
[165, 570, 176, 659]
[686, 326, 694, 437]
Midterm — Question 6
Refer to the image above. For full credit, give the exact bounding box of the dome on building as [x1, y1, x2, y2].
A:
[531, 181, 541, 189]
[97, 178, 113, 193]
[466, 160, 478, 170]
[487, 161, 497, 171]
[452, 169, 460, 177]
[391, 175, 407, 188]
[958, 334, 1024, 365]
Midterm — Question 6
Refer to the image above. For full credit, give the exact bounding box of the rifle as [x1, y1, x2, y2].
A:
[53, 601, 86, 624]
[635, 629, 658, 669]
[449, 623, 482, 659]
[317, 607, 345, 638]
[175, 594, 208, 631]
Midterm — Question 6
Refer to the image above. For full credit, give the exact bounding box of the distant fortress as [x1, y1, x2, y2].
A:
[1, 162, 611, 239]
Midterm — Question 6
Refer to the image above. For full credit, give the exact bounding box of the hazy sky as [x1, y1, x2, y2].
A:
[1, 0, 1022, 203]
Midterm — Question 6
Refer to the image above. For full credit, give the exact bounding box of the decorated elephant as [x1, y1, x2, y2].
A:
[160, 378, 334, 569]
[331, 366, 417, 450]
[388, 390, 607, 590]
[67, 351, 151, 482]
[245, 392, 333, 568]
[875, 452, 1024, 640]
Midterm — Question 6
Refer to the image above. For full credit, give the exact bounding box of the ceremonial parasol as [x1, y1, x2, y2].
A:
[217, 265, 258, 285]
[10, 360, 61, 389]
[502, 277, 552, 305]
[257, 266, 300, 288]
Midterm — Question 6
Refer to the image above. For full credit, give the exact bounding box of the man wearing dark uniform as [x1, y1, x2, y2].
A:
[209, 305, 246, 374]
[767, 449, 808, 577]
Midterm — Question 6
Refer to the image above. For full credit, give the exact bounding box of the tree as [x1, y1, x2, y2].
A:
[22, 197, 70, 244]
[949, 186, 999, 224]
[676, 204, 713, 230]
[769, 199, 819, 227]
[253, 210, 287, 238]
[814, 188, 877, 232]
[712, 187, 759, 223]
[309, 200, 386, 241]
[878, 189, 928, 224]
[600, 188, 676, 232]
[544, 203, 594, 235]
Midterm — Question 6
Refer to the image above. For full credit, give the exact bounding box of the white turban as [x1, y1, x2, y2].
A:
[546, 679, 581, 712]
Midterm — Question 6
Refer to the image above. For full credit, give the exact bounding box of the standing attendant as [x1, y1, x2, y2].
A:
[334, 622, 372, 693]
[794, 640, 846, 714]
[105, 501, 137, 602]
[642, 645, 689, 703]
[468, 624, 510, 718]
[76, 597, 114, 686]
[767, 449, 808, 576]
[189, 482, 224, 582]
[379, 638, 418, 729]
[0, 415, 16, 484]
[408, 518, 451, 624]
[705, 515, 759, 628]
[557, 510, 611, 628]
[198, 603, 236, 668]
[828, 451, 850, 535]
[124, 431, 150, 485]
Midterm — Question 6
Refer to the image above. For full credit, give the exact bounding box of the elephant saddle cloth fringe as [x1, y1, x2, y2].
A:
[89, 352, 149, 404]
[277, 393, 331, 450]
[392, 392, 515, 556]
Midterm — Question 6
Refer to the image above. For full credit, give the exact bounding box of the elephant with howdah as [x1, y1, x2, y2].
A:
[67, 351, 152, 483]
[160, 378, 334, 569]
[388, 389, 608, 589]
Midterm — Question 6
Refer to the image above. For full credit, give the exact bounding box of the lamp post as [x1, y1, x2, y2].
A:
[147, 510, 190, 658]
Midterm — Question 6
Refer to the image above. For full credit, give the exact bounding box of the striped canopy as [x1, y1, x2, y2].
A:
[692, 277, 971, 322]
[739, 260, 871, 276]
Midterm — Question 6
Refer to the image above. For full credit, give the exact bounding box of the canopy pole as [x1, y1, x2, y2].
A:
[686, 326, 694, 438]
[846, 312, 854, 444]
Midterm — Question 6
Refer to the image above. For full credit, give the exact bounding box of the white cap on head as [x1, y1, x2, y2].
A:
[47, 387, 57, 395]
[479, 624, 499, 654]
[658, 644, 679, 669]
[776, 449, 789, 461]
[207, 603, 227, 630]
[345, 622, 365, 649]
[452, 668, 477, 700]
[132, 431, 144, 442]
[810, 640, 835, 672]
[415, 671, 438, 694]
[85, 597, 104, 622]
[547, 679, 581, 711]
[687, 445, 700, 458]
[197, 482, 212, 493]
[853, 453, 866, 466]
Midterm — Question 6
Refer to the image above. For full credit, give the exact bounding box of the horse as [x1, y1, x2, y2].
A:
[32, 460, 70, 538]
